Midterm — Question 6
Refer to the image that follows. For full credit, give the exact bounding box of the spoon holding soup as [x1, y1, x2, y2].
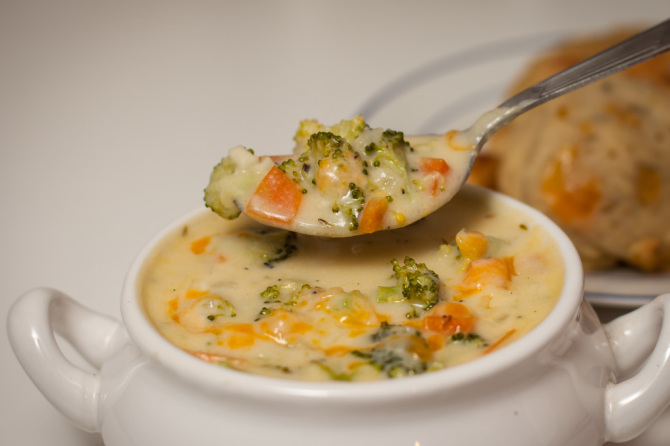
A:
[205, 18, 670, 237]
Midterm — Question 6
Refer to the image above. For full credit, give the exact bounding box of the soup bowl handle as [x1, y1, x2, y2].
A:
[6, 287, 123, 433]
[603, 293, 670, 442]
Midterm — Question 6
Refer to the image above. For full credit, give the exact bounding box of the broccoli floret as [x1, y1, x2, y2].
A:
[312, 361, 355, 381]
[256, 280, 312, 319]
[352, 322, 432, 378]
[293, 116, 368, 149]
[338, 182, 365, 231]
[239, 229, 297, 267]
[381, 129, 407, 147]
[280, 131, 351, 187]
[204, 146, 274, 221]
[204, 157, 242, 219]
[370, 321, 415, 342]
[450, 332, 486, 346]
[377, 257, 440, 317]
[284, 117, 374, 231]
[260, 280, 311, 304]
[205, 298, 237, 320]
[307, 132, 347, 158]
[364, 129, 409, 161]
[261, 231, 297, 266]
[203, 116, 416, 236]
[393, 257, 440, 310]
[363, 129, 411, 192]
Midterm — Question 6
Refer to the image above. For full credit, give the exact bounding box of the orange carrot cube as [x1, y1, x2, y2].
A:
[358, 197, 389, 234]
[422, 301, 474, 335]
[246, 166, 303, 224]
[457, 257, 514, 296]
[419, 158, 451, 195]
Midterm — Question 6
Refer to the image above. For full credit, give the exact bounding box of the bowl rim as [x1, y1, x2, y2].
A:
[121, 184, 584, 402]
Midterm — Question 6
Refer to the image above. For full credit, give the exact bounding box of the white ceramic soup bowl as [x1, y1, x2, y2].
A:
[8, 185, 670, 446]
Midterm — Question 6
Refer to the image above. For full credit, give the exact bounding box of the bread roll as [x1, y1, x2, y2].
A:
[485, 29, 670, 271]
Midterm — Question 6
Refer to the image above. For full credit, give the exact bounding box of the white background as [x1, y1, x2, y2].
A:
[2, 1, 670, 444]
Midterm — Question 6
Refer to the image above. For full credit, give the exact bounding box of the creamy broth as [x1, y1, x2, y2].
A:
[204, 116, 474, 237]
[140, 189, 564, 381]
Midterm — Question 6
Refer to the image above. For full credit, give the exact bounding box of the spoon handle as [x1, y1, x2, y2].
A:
[479, 18, 670, 147]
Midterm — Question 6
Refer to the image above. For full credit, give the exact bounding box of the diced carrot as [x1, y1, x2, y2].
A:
[420, 157, 451, 176]
[457, 257, 514, 296]
[246, 165, 303, 224]
[190, 236, 211, 254]
[358, 197, 389, 234]
[421, 301, 474, 335]
[455, 229, 488, 260]
[419, 157, 451, 196]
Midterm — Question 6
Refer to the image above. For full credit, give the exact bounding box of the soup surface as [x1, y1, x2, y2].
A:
[140, 188, 564, 381]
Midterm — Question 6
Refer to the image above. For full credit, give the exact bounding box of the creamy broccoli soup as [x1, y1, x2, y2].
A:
[204, 116, 473, 237]
[140, 188, 564, 381]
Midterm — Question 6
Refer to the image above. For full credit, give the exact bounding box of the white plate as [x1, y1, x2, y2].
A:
[585, 269, 670, 308]
[354, 32, 670, 309]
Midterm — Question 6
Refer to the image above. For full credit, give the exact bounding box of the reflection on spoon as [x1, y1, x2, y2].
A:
[204, 18, 670, 237]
